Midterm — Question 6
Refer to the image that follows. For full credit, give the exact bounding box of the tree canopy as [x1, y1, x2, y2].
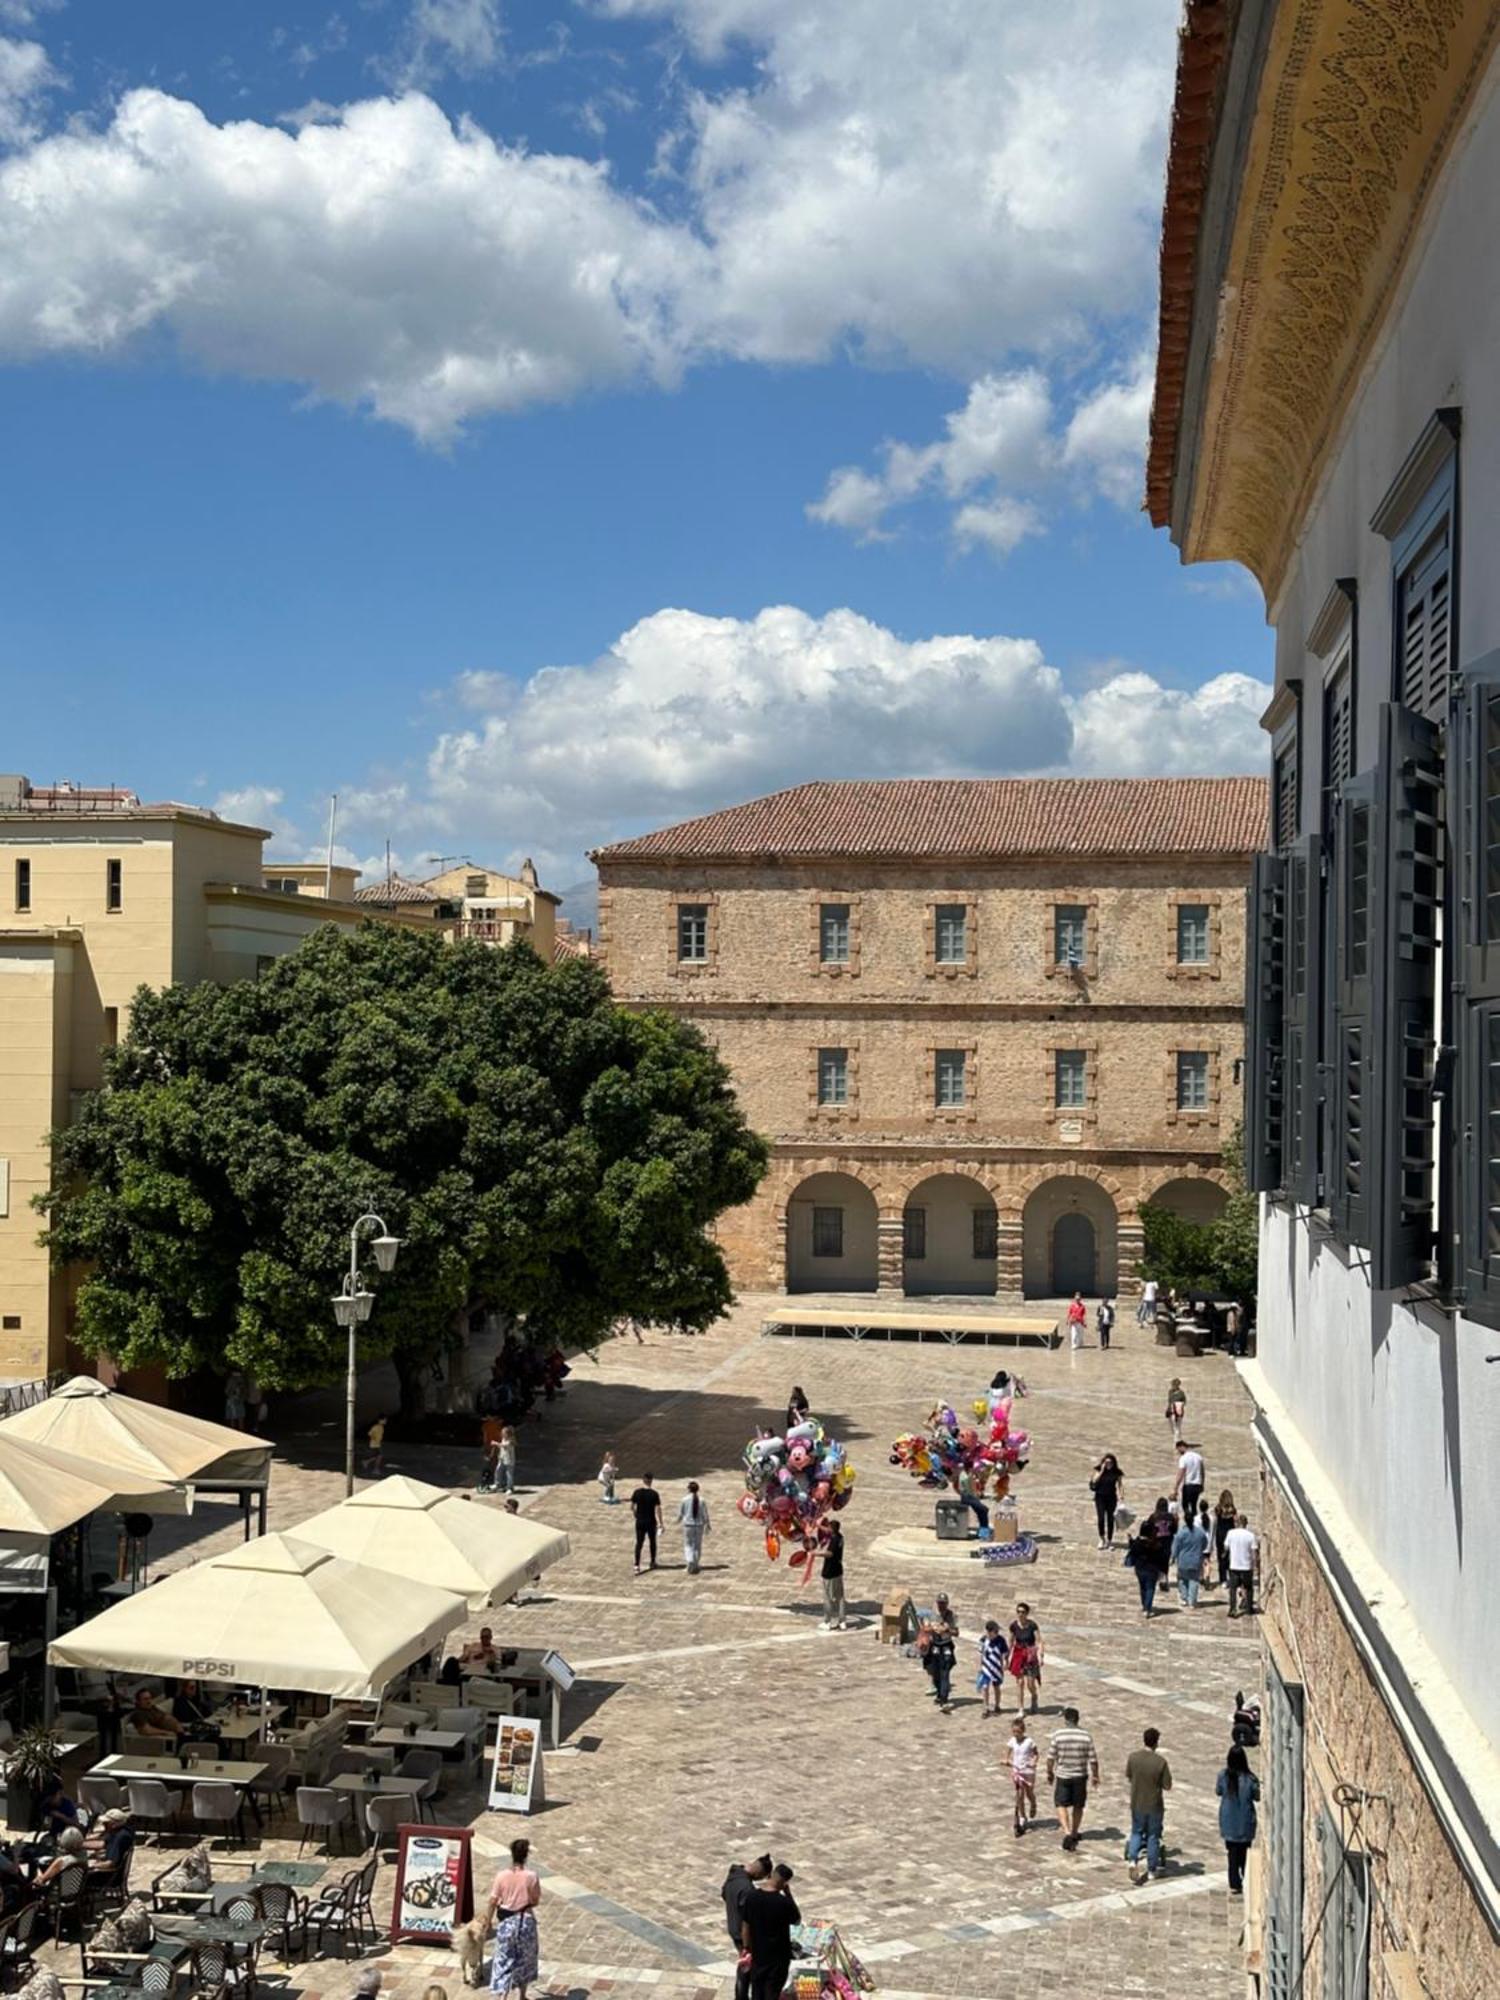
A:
[40, 924, 768, 1390]
[1137, 1126, 1258, 1309]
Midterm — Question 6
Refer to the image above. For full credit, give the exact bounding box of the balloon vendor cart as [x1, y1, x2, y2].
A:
[788, 1921, 876, 2000]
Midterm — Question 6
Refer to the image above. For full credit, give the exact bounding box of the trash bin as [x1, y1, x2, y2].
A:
[933, 1499, 970, 1540]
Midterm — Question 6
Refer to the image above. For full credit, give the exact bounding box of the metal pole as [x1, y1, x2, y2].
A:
[345, 1219, 360, 1497]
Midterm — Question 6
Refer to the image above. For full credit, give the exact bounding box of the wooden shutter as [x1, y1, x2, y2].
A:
[1328, 774, 1375, 1243]
[1245, 851, 1287, 1193]
[1452, 656, 1500, 1323]
[1370, 702, 1443, 1290]
[1398, 520, 1453, 722]
[1284, 834, 1323, 1206]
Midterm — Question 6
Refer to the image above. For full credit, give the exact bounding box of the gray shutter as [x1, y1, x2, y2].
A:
[1265, 1667, 1305, 2000]
[1245, 851, 1287, 1193]
[1285, 834, 1323, 1205]
[1328, 775, 1375, 1243]
[1453, 656, 1500, 1322]
[1370, 702, 1443, 1290]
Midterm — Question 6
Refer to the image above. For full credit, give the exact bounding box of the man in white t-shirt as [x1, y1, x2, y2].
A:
[1173, 1441, 1206, 1519]
[1225, 1516, 1259, 1619]
[1138, 1278, 1159, 1326]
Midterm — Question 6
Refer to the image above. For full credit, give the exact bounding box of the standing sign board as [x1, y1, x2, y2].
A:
[390, 1825, 475, 1942]
[487, 1717, 545, 1814]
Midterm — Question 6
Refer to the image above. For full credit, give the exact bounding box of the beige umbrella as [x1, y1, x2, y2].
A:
[290, 1474, 571, 1613]
[0, 1375, 270, 1486]
[0, 1430, 184, 1535]
[48, 1531, 466, 1699]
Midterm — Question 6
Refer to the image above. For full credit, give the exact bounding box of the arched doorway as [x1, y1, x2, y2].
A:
[1022, 1175, 1119, 1299]
[1147, 1177, 1228, 1226]
[785, 1173, 879, 1292]
[902, 1174, 997, 1296]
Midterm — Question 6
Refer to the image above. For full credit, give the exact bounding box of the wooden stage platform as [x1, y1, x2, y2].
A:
[760, 1303, 1061, 1348]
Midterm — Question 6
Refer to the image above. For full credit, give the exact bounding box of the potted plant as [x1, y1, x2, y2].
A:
[2, 1721, 65, 1833]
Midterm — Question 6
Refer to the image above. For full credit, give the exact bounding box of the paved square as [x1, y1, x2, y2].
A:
[43, 1301, 1258, 2000]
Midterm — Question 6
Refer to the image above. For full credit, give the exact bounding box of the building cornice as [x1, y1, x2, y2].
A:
[608, 998, 1247, 1023]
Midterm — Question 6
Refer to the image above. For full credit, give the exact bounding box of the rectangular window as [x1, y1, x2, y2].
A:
[934, 904, 967, 965]
[1176, 1050, 1210, 1111]
[676, 903, 709, 963]
[816, 1047, 849, 1106]
[934, 1048, 967, 1107]
[1397, 519, 1452, 722]
[1323, 657, 1353, 831]
[1176, 904, 1210, 964]
[1274, 740, 1299, 849]
[811, 1207, 843, 1258]
[14, 858, 30, 912]
[106, 858, 123, 912]
[1053, 904, 1087, 966]
[972, 1208, 997, 1259]
[102, 1007, 119, 1048]
[818, 903, 851, 965]
[1054, 1048, 1087, 1109]
[1265, 1667, 1305, 2000]
[903, 1207, 927, 1260]
[1318, 1813, 1370, 2000]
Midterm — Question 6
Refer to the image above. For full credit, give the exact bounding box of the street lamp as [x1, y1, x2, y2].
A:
[334, 1211, 401, 1495]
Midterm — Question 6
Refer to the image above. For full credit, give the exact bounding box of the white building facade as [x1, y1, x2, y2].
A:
[1150, 4, 1500, 1997]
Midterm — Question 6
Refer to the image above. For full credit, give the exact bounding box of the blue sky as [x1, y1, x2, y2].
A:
[0, 0, 1270, 892]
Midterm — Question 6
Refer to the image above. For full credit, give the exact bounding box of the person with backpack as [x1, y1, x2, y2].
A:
[1216, 1745, 1260, 1894]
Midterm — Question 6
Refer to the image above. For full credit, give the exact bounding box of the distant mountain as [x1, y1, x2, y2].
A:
[554, 876, 598, 935]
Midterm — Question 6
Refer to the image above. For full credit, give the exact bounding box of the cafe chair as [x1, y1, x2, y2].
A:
[464, 1679, 515, 1717]
[189, 1939, 234, 2000]
[445, 1707, 486, 1778]
[181, 1743, 219, 1765]
[128, 1778, 178, 1845]
[79, 1774, 125, 1818]
[46, 1860, 91, 1946]
[0, 1900, 40, 1985]
[397, 1747, 443, 1816]
[91, 1829, 138, 1916]
[294, 1786, 354, 1857]
[191, 1781, 245, 1850]
[363, 1793, 404, 1857]
[122, 1730, 163, 1759]
[246, 1744, 292, 1827]
[325, 1749, 392, 1780]
[250, 1880, 305, 1965]
[303, 1854, 378, 1959]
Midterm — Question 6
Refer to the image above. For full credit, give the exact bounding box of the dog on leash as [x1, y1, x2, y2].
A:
[450, 1916, 490, 1986]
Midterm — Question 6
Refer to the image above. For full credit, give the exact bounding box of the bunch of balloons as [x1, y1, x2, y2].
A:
[889, 1382, 1032, 1500]
[738, 1417, 856, 1580]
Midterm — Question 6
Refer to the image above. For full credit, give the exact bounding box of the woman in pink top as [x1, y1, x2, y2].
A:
[487, 1837, 542, 1999]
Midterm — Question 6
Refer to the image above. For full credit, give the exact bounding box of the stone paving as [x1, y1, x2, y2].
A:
[39, 1298, 1259, 2000]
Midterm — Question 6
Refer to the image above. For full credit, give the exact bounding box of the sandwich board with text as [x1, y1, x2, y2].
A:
[390, 1825, 475, 1943]
[487, 1716, 544, 1814]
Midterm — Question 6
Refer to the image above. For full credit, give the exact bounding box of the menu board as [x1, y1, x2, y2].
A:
[390, 1825, 475, 1942]
[487, 1717, 544, 1815]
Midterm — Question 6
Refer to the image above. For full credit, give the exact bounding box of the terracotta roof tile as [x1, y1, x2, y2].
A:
[592, 776, 1269, 863]
[353, 875, 436, 905]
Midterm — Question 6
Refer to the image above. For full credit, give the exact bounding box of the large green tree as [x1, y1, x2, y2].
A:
[39, 924, 767, 1398]
[1137, 1123, 1259, 1309]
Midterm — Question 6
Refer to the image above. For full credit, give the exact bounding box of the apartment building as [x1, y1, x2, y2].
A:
[355, 858, 557, 959]
[593, 775, 1263, 1300]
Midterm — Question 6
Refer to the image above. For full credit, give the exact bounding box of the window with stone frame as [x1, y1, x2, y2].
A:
[934, 903, 968, 965]
[1176, 904, 1211, 964]
[816, 1047, 849, 1106]
[818, 903, 851, 965]
[676, 902, 709, 963]
[1176, 1050, 1211, 1111]
[934, 1047, 968, 1108]
[1045, 898, 1098, 980]
[1054, 1048, 1087, 1109]
[1167, 1045, 1220, 1127]
[811, 1207, 843, 1258]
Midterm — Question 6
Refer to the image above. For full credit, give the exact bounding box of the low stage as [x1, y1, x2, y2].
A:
[761, 1300, 1060, 1348]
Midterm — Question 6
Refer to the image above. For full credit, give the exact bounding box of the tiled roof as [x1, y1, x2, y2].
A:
[592, 776, 1270, 863]
[354, 875, 437, 905]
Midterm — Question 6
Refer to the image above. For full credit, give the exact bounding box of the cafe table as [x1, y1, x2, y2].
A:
[327, 1773, 428, 1800]
[90, 1753, 268, 1787]
[245, 1860, 326, 1889]
[370, 1727, 466, 1755]
[210, 1703, 287, 1745]
[153, 1916, 269, 1948]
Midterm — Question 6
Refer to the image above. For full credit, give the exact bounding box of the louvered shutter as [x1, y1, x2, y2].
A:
[1453, 656, 1500, 1324]
[1328, 775, 1374, 1242]
[1370, 702, 1443, 1290]
[1245, 851, 1287, 1192]
[1284, 834, 1323, 1205]
[1398, 520, 1453, 722]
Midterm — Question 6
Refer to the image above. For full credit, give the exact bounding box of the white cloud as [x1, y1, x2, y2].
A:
[0, 34, 58, 146]
[952, 497, 1043, 558]
[379, 0, 503, 90]
[1060, 349, 1155, 507]
[214, 783, 303, 846]
[325, 606, 1269, 869]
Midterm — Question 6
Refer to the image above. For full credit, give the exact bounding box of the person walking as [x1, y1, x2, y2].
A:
[721, 1856, 770, 2000]
[785, 1386, 810, 1431]
[1007, 1602, 1043, 1712]
[1047, 1707, 1100, 1851]
[978, 1621, 1008, 1716]
[1171, 1509, 1209, 1610]
[630, 1474, 662, 1574]
[1067, 1293, 1087, 1349]
[597, 1449, 619, 1504]
[1216, 1745, 1260, 1894]
[1226, 1514, 1259, 1617]
[1172, 1439, 1205, 1519]
[820, 1521, 847, 1629]
[1213, 1489, 1237, 1585]
[741, 1865, 800, 2000]
[920, 1613, 957, 1711]
[1127, 1505, 1172, 1618]
[1164, 1377, 1187, 1443]
[1089, 1454, 1124, 1549]
[1096, 1297, 1115, 1350]
[1124, 1727, 1173, 1882]
[678, 1481, 710, 1573]
[494, 1425, 517, 1495]
[1138, 1277, 1159, 1326]
[1008, 1716, 1038, 1835]
[487, 1836, 542, 2000]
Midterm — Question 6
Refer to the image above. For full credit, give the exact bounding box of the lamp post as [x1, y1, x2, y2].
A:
[333, 1211, 401, 1496]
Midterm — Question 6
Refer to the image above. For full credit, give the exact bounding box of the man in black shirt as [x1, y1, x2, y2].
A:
[820, 1523, 846, 1629]
[722, 1855, 770, 2000]
[741, 1865, 800, 2000]
[630, 1474, 662, 1572]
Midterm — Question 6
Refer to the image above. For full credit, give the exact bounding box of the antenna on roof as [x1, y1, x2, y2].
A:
[325, 794, 337, 899]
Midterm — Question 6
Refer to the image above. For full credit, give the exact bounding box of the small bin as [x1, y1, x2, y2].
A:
[933, 1499, 970, 1540]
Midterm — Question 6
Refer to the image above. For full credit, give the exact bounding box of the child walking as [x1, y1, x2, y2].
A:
[978, 1621, 1008, 1716]
[597, 1449, 618, 1504]
[1009, 1717, 1038, 1836]
[495, 1424, 517, 1494]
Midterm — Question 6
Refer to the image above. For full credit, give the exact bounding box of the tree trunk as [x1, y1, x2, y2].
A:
[393, 1346, 426, 1423]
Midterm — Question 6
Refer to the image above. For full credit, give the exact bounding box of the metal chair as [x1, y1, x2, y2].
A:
[79, 1774, 125, 1818]
[0, 1901, 39, 1988]
[246, 1744, 292, 1827]
[140, 1954, 180, 1996]
[325, 1748, 392, 1780]
[128, 1777, 178, 1844]
[397, 1748, 443, 1818]
[46, 1859, 91, 1946]
[363, 1792, 404, 1856]
[250, 1880, 304, 1965]
[91, 1829, 138, 1915]
[294, 1786, 354, 1857]
[189, 1939, 232, 2000]
[211, 1885, 262, 1991]
[302, 1854, 376, 1960]
[191, 1781, 245, 1850]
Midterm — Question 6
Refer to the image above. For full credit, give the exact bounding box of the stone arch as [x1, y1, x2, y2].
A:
[1140, 1171, 1230, 1227]
[1135, 1161, 1232, 1209]
[901, 1172, 998, 1297]
[1002, 1159, 1128, 1225]
[770, 1155, 885, 1226]
[1020, 1173, 1121, 1299]
[883, 1158, 1009, 1208]
[783, 1170, 880, 1293]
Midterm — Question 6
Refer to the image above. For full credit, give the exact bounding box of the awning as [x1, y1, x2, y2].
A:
[289, 1475, 570, 1613]
[0, 1376, 271, 1488]
[48, 1532, 465, 1699]
[0, 1430, 185, 1537]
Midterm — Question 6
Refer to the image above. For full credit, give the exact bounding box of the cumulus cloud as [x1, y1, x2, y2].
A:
[0, 34, 58, 146]
[325, 605, 1269, 870]
[0, 1, 1179, 439]
[214, 783, 304, 846]
[809, 354, 1153, 556]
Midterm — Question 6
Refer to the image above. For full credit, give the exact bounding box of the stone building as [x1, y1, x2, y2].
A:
[354, 857, 557, 959]
[1150, 2, 1500, 1993]
[593, 775, 1265, 1301]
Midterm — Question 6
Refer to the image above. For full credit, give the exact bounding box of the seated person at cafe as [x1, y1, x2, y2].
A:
[32, 1825, 87, 1890]
[439, 1654, 464, 1686]
[459, 1627, 498, 1670]
[130, 1687, 186, 1740]
[171, 1678, 219, 1739]
[38, 1774, 81, 1839]
[86, 1810, 136, 1885]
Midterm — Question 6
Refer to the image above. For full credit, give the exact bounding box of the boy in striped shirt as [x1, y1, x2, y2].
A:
[978, 1621, 1008, 1717]
[1047, 1707, 1100, 1851]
